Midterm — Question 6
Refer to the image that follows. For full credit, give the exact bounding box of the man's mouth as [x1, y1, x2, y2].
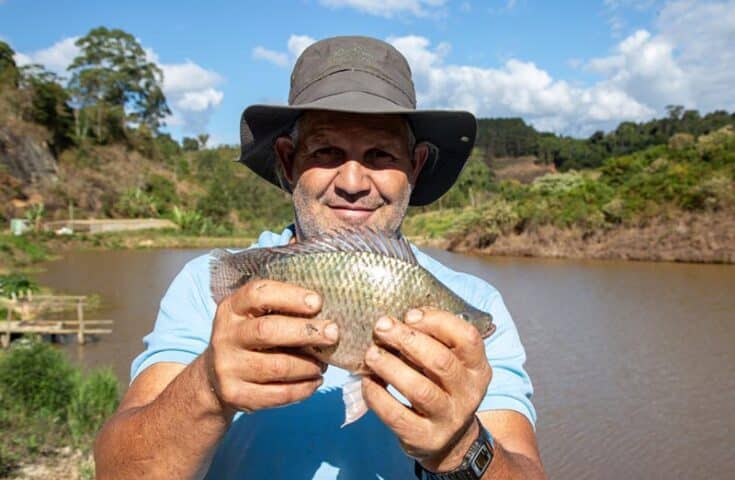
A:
[328, 204, 379, 223]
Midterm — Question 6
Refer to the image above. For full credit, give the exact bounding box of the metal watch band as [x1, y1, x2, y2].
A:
[414, 418, 495, 480]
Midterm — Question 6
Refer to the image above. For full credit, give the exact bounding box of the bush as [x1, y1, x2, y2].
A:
[144, 174, 179, 214]
[0, 273, 39, 298]
[115, 187, 159, 218]
[0, 339, 77, 418]
[68, 368, 119, 444]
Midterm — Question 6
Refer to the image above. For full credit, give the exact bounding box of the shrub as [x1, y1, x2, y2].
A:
[0, 273, 39, 298]
[0, 339, 77, 418]
[68, 368, 119, 444]
[144, 174, 179, 214]
[115, 187, 158, 218]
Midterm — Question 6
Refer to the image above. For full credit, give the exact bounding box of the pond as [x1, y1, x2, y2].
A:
[34, 247, 735, 479]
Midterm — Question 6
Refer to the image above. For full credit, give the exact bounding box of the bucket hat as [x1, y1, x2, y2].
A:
[238, 35, 477, 206]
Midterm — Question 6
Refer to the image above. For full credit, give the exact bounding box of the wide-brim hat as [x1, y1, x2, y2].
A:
[238, 35, 477, 206]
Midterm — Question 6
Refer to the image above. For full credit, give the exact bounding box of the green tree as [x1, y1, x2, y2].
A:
[19, 65, 75, 154]
[67, 27, 170, 143]
[182, 136, 199, 151]
[0, 40, 20, 87]
[197, 133, 210, 149]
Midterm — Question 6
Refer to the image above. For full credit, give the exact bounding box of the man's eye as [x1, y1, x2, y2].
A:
[365, 149, 396, 164]
[312, 147, 342, 163]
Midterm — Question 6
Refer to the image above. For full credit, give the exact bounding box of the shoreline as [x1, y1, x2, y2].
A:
[411, 211, 735, 265]
[4, 214, 734, 273]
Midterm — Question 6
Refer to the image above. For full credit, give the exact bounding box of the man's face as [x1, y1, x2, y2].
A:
[275, 111, 427, 240]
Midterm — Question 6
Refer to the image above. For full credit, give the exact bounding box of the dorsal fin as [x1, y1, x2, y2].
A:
[209, 227, 417, 304]
[271, 227, 418, 265]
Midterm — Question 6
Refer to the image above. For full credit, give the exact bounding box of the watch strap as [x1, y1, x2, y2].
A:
[414, 417, 495, 480]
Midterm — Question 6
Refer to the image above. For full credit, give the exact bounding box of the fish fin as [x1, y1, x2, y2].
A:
[341, 374, 368, 427]
[209, 248, 272, 304]
[282, 227, 418, 265]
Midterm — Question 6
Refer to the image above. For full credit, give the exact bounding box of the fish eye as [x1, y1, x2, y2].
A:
[457, 312, 470, 322]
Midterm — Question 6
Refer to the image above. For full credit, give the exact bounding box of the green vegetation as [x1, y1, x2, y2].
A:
[0, 338, 120, 476]
[477, 107, 735, 171]
[405, 126, 735, 245]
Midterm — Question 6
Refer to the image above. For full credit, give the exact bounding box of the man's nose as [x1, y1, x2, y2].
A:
[334, 159, 371, 198]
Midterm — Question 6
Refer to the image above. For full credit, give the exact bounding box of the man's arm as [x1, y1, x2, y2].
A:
[94, 281, 339, 480]
[477, 410, 545, 479]
[94, 359, 230, 480]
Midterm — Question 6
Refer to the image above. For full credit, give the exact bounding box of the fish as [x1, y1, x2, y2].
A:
[209, 227, 495, 425]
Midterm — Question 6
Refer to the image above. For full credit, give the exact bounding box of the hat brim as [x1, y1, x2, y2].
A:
[238, 91, 477, 206]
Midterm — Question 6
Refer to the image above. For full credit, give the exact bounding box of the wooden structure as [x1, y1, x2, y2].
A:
[1, 291, 112, 348]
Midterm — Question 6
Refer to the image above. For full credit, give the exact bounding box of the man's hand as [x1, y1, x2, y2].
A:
[361, 307, 492, 472]
[204, 279, 339, 414]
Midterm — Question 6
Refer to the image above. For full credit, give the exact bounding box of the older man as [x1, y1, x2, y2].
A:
[94, 36, 546, 479]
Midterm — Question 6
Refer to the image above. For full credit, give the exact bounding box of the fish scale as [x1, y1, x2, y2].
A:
[210, 228, 495, 375]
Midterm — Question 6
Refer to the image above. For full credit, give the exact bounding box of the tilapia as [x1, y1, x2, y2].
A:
[209, 228, 495, 424]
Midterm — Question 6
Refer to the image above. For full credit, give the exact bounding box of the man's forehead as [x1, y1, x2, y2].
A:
[300, 111, 408, 139]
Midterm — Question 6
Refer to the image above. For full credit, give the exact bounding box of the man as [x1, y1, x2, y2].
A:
[94, 36, 546, 479]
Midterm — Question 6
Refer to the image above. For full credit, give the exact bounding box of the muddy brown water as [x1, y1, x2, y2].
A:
[33, 248, 735, 479]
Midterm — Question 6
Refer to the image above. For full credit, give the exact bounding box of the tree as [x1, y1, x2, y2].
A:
[19, 65, 75, 154]
[67, 27, 171, 143]
[0, 40, 20, 87]
[197, 133, 210, 149]
[666, 105, 684, 121]
[182, 137, 199, 151]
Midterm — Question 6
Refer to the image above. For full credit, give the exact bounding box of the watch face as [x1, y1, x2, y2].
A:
[471, 445, 492, 476]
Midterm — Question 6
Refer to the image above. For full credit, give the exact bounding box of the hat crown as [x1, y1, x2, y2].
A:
[288, 36, 416, 109]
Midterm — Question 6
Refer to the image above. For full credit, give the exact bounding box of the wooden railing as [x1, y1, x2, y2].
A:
[1, 291, 112, 347]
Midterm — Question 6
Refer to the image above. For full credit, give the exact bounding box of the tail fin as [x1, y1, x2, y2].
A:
[209, 249, 258, 304]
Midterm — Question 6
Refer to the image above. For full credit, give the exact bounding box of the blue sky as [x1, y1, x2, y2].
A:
[1, 0, 733, 144]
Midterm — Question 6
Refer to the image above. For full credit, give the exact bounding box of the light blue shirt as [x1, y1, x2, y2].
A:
[131, 227, 535, 479]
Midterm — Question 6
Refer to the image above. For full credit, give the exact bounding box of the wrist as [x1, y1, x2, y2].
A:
[415, 417, 495, 480]
[421, 417, 480, 472]
[196, 350, 236, 420]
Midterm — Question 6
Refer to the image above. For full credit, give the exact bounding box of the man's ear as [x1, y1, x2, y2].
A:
[410, 143, 429, 183]
[274, 136, 296, 184]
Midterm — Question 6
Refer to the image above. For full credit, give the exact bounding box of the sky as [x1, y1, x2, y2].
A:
[1, 0, 734, 145]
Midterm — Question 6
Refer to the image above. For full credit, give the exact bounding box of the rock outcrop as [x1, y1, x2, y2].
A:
[0, 125, 57, 184]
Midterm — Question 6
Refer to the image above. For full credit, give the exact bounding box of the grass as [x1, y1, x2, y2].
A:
[0, 337, 120, 477]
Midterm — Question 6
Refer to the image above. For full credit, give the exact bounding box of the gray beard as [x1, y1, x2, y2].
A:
[291, 182, 412, 241]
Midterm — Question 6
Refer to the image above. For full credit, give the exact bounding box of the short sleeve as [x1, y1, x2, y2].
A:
[477, 292, 536, 427]
[129, 254, 216, 383]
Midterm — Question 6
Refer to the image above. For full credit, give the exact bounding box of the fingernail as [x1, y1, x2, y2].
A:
[375, 316, 393, 331]
[324, 323, 339, 341]
[366, 345, 380, 361]
[304, 293, 320, 309]
[405, 309, 423, 324]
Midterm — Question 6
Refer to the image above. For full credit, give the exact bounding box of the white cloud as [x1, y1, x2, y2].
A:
[252, 46, 289, 68]
[14, 36, 224, 134]
[657, 0, 735, 112]
[287, 35, 317, 59]
[388, 35, 653, 136]
[586, 0, 735, 115]
[252, 34, 316, 69]
[158, 59, 224, 133]
[317, 0, 446, 18]
[13, 36, 80, 77]
[603, 0, 658, 36]
[586, 29, 692, 110]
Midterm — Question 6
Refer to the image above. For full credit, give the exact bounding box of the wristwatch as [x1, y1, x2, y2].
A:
[414, 418, 495, 480]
